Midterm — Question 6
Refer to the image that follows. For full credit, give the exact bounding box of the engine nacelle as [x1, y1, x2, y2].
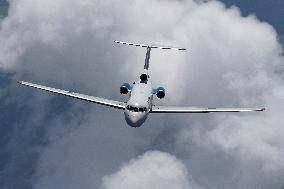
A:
[120, 83, 132, 94]
[155, 87, 165, 99]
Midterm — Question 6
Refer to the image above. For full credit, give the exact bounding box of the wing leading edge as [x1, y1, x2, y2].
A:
[17, 81, 126, 110]
[151, 106, 265, 113]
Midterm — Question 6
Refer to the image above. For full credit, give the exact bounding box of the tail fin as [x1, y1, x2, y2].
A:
[114, 41, 186, 51]
[114, 40, 186, 70]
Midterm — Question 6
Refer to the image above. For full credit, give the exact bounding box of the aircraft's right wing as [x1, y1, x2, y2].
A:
[150, 106, 265, 113]
[17, 81, 126, 110]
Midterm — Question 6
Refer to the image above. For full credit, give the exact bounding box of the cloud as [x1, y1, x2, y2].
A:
[101, 150, 202, 189]
[0, 0, 284, 189]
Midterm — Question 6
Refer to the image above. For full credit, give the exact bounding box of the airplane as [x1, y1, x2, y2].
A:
[17, 41, 265, 127]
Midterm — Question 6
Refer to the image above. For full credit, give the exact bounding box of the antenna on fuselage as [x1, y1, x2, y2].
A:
[114, 40, 186, 71]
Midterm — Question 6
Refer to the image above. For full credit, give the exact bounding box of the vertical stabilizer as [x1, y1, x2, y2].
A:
[144, 47, 151, 70]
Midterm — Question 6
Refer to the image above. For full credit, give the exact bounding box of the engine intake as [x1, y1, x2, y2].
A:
[140, 74, 148, 82]
[120, 83, 131, 94]
[156, 87, 165, 99]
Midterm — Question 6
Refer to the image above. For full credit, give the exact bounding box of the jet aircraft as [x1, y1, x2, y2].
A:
[18, 41, 265, 127]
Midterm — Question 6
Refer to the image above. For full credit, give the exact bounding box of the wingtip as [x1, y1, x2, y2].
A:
[261, 107, 266, 111]
[17, 80, 23, 84]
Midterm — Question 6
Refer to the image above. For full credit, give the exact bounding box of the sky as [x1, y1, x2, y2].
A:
[0, 0, 284, 189]
[221, 0, 284, 34]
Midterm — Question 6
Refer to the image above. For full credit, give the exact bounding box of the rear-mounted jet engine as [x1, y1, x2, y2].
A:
[120, 83, 132, 94]
[155, 87, 165, 99]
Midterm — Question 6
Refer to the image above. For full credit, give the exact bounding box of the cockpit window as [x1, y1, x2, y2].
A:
[127, 105, 147, 112]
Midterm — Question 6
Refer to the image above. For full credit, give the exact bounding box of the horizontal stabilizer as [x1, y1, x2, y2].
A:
[114, 40, 186, 50]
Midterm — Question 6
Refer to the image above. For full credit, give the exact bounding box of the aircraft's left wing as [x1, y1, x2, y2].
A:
[151, 106, 265, 113]
[17, 81, 126, 110]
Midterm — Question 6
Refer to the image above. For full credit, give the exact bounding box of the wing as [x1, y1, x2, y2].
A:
[17, 81, 126, 110]
[151, 106, 265, 113]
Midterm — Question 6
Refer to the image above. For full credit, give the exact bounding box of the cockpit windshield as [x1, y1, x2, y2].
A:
[126, 105, 147, 112]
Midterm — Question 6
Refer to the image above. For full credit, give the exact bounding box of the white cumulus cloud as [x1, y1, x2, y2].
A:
[0, 0, 284, 189]
[101, 150, 202, 189]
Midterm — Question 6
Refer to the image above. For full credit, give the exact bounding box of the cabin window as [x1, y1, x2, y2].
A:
[127, 105, 147, 112]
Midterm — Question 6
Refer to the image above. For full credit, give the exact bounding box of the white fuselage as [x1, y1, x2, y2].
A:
[124, 78, 153, 127]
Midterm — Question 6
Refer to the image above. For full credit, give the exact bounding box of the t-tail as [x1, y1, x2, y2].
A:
[114, 40, 186, 70]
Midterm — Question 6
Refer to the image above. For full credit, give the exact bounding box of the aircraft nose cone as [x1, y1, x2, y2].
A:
[130, 115, 140, 123]
[124, 112, 144, 127]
